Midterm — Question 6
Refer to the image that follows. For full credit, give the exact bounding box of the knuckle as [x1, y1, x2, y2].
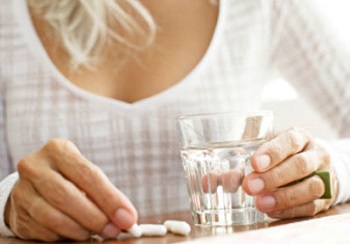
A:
[44, 138, 78, 156]
[44, 138, 65, 152]
[78, 163, 101, 186]
[287, 128, 305, 151]
[17, 157, 38, 178]
[294, 153, 313, 176]
[265, 143, 283, 162]
[308, 177, 325, 198]
[315, 143, 331, 166]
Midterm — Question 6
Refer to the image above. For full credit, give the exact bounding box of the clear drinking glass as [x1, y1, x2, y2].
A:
[177, 111, 274, 226]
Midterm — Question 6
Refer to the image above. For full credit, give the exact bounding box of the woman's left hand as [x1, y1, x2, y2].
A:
[242, 127, 338, 219]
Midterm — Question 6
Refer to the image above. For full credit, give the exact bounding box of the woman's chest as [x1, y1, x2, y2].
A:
[33, 0, 220, 104]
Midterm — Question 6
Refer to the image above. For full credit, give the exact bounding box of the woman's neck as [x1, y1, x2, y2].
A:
[30, 0, 219, 103]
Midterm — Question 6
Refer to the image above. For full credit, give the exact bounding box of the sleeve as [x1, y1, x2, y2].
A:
[316, 139, 350, 205]
[0, 85, 17, 236]
[0, 173, 18, 237]
[270, 0, 350, 205]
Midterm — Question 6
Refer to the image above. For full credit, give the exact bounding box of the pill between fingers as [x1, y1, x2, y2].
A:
[139, 224, 167, 237]
[164, 220, 191, 236]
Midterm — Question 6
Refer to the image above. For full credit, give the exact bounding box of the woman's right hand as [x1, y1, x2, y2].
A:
[4, 138, 137, 241]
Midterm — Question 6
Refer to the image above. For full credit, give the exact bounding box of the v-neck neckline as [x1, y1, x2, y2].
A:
[13, 0, 227, 112]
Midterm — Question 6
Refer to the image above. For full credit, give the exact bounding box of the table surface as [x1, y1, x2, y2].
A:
[1, 203, 350, 244]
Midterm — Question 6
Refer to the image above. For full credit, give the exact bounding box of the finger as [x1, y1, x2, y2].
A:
[255, 175, 325, 213]
[202, 172, 219, 193]
[221, 169, 243, 193]
[30, 170, 109, 234]
[18, 159, 109, 234]
[28, 193, 91, 241]
[251, 128, 311, 172]
[8, 192, 60, 242]
[243, 149, 320, 195]
[268, 199, 331, 219]
[202, 169, 243, 193]
[14, 179, 91, 240]
[43, 139, 137, 230]
[15, 216, 61, 242]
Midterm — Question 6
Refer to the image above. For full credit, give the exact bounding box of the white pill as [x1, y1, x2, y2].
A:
[164, 220, 191, 236]
[139, 224, 167, 236]
[127, 223, 142, 238]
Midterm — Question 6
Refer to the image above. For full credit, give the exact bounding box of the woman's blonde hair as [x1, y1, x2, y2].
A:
[28, 0, 156, 69]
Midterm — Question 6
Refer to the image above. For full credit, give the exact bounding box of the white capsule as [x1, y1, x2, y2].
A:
[139, 224, 167, 237]
[164, 220, 191, 236]
[127, 223, 142, 238]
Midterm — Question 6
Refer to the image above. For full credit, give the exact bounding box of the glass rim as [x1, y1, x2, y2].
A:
[177, 110, 273, 121]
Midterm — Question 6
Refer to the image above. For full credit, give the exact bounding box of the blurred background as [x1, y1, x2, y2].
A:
[261, 0, 350, 139]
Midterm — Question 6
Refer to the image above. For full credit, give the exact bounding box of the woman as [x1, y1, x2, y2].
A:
[0, 0, 350, 241]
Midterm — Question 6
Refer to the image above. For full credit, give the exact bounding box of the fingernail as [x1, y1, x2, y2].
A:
[256, 155, 271, 170]
[259, 195, 275, 211]
[102, 223, 120, 239]
[248, 178, 265, 194]
[114, 208, 135, 230]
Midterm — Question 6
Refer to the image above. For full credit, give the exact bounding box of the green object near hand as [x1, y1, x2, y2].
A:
[313, 170, 332, 199]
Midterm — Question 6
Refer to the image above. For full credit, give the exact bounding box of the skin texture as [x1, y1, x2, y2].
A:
[4, 0, 339, 241]
[32, 0, 219, 103]
[5, 0, 219, 241]
[242, 127, 338, 219]
[6, 139, 138, 241]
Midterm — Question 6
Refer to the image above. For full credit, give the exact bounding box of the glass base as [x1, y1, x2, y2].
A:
[192, 208, 266, 226]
